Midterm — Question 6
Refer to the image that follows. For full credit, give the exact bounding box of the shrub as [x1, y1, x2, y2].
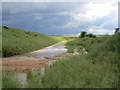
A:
[27, 70, 34, 79]
[79, 31, 87, 38]
[79, 31, 96, 38]
[86, 33, 96, 38]
[3, 26, 8, 29]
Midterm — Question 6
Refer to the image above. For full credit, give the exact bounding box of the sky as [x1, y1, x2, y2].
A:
[2, 1, 118, 35]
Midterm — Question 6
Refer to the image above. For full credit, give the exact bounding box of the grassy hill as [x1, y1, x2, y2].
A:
[1, 26, 63, 57]
[41, 33, 120, 88]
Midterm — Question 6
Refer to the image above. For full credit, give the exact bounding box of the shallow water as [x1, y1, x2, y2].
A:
[27, 41, 67, 57]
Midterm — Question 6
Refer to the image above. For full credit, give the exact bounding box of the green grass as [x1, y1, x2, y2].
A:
[41, 33, 120, 88]
[1, 26, 63, 57]
[2, 70, 42, 88]
[42, 55, 117, 88]
[2, 71, 22, 88]
[65, 35, 111, 53]
[62, 37, 77, 41]
[26, 70, 42, 88]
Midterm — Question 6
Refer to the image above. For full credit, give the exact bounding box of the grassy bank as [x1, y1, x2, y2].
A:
[42, 33, 119, 88]
[2, 26, 63, 57]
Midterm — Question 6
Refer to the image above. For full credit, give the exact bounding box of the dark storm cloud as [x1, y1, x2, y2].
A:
[2, 2, 86, 15]
[2, 2, 117, 35]
[2, 2, 87, 35]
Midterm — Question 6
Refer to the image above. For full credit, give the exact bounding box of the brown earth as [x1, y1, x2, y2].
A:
[2, 53, 78, 72]
[2, 60, 49, 72]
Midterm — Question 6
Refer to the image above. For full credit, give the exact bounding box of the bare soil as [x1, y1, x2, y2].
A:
[2, 53, 77, 72]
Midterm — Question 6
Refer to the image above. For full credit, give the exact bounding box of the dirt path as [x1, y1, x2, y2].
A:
[2, 41, 69, 72]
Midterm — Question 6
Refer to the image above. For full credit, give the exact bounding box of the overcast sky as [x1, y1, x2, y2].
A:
[2, 1, 118, 35]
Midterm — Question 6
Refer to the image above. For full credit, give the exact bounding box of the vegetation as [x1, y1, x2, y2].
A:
[79, 31, 96, 38]
[79, 31, 87, 38]
[1, 26, 63, 57]
[2, 71, 22, 88]
[2, 30, 120, 88]
[62, 37, 77, 41]
[115, 28, 119, 34]
[26, 70, 42, 88]
[2, 70, 42, 88]
[66, 35, 108, 53]
[86, 33, 96, 38]
[41, 33, 120, 88]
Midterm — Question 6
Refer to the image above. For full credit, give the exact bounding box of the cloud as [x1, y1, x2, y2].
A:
[88, 28, 114, 35]
[2, 0, 119, 2]
[35, 16, 43, 20]
[85, 2, 117, 18]
[2, 2, 118, 35]
[61, 2, 117, 29]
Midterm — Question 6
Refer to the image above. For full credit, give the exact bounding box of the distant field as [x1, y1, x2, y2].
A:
[1, 26, 63, 57]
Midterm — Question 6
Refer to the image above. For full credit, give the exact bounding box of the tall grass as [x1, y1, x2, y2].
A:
[1, 26, 63, 57]
[2, 71, 22, 88]
[41, 33, 119, 88]
[26, 70, 42, 88]
[42, 55, 117, 88]
[2, 70, 42, 88]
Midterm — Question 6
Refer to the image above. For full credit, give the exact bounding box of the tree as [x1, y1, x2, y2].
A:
[115, 28, 119, 34]
[79, 31, 87, 38]
[3, 26, 8, 29]
[88, 33, 94, 37]
[93, 35, 96, 38]
[86, 33, 96, 38]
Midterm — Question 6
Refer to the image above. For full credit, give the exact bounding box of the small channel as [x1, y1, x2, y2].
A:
[26, 41, 68, 58]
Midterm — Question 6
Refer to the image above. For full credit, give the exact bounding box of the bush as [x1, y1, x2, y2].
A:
[79, 31, 87, 38]
[79, 31, 96, 38]
[3, 26, 8, 29]
[27, 70, 34, 79]
[86, 33, 96, 38]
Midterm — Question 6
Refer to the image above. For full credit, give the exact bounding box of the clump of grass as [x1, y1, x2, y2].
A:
[26, 70, 42, 88]
[2, 71, 22, 88]
[27, 70, 34, 79]
[2, 70, 42, 88]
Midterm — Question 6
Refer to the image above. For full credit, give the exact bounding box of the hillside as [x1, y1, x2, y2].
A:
[41, 33, 120, 88]
[1, 26, 63, 57]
